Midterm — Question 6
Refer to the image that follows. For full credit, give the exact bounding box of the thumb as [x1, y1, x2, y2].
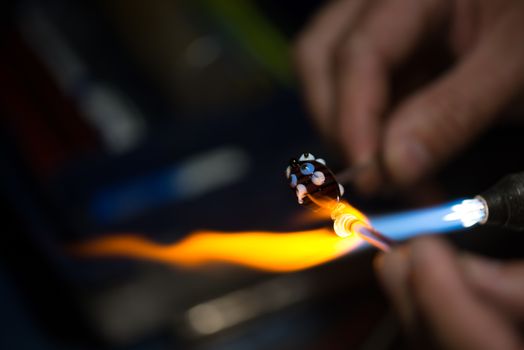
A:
[383, 11, 524, 185]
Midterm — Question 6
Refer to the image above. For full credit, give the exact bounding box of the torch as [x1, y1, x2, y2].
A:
[286, 153, 524, 252]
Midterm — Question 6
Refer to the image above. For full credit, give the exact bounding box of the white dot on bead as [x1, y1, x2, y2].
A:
[296, 184, 307, 204]
[312, 171, 326, 186]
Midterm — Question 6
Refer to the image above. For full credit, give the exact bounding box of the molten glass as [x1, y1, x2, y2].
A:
[303, 195, 392, 251]
[329, 201, 369, 238]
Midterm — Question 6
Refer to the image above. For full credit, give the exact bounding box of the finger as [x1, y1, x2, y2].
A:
[409, 237, 521, 350]
[461, 254, 524, 321]
[384, 6, 524, 185]
[374, 247, 415, 327]
[334, 0, 446, 192]
[294, 0, 367, 137]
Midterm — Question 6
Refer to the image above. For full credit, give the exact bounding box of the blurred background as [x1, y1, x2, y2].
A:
[1, 0, 523, 349]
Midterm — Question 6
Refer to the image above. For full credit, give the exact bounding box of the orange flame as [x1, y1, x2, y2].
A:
[71, 200, 373, 272]
[71, 228, 362, 273]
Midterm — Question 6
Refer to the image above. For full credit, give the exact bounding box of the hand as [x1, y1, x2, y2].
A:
[374, 237, 524, 349]
[295, 0, 524, 193]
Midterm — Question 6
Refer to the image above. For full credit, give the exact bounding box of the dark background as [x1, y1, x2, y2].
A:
[1, 1, 523, 349]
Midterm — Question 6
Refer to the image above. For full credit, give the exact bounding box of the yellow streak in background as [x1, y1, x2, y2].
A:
[71, 228, 363, 273]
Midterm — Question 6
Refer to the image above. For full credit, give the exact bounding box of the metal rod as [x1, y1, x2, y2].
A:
[335, 161, 376, 185]
[354, 224, 393, 252]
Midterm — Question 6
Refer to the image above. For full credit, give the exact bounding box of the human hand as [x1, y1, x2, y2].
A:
[295, 0, 524, 193]
[374, 237, 524, 349]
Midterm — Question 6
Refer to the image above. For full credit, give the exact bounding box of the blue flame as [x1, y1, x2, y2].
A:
[369, 199, 482, 241]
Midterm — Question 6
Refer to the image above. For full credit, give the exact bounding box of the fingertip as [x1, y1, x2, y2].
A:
[375, 246, 409, 293]
[408, 236, 458, 290]
[375, 246, 416, 327]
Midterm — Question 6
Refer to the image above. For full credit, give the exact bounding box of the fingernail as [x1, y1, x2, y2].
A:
[387, 139, 431, 184]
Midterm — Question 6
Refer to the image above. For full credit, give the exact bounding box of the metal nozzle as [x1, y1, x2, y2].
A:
[478, 172, 524, 231]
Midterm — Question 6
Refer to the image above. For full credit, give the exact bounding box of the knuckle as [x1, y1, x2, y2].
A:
[335, 34, 378, 69]
[432, 90, 477, 134]
[415, 88, 479, 155]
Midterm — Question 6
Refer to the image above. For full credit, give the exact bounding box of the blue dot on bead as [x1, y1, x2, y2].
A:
[300, 162, 315, 175]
